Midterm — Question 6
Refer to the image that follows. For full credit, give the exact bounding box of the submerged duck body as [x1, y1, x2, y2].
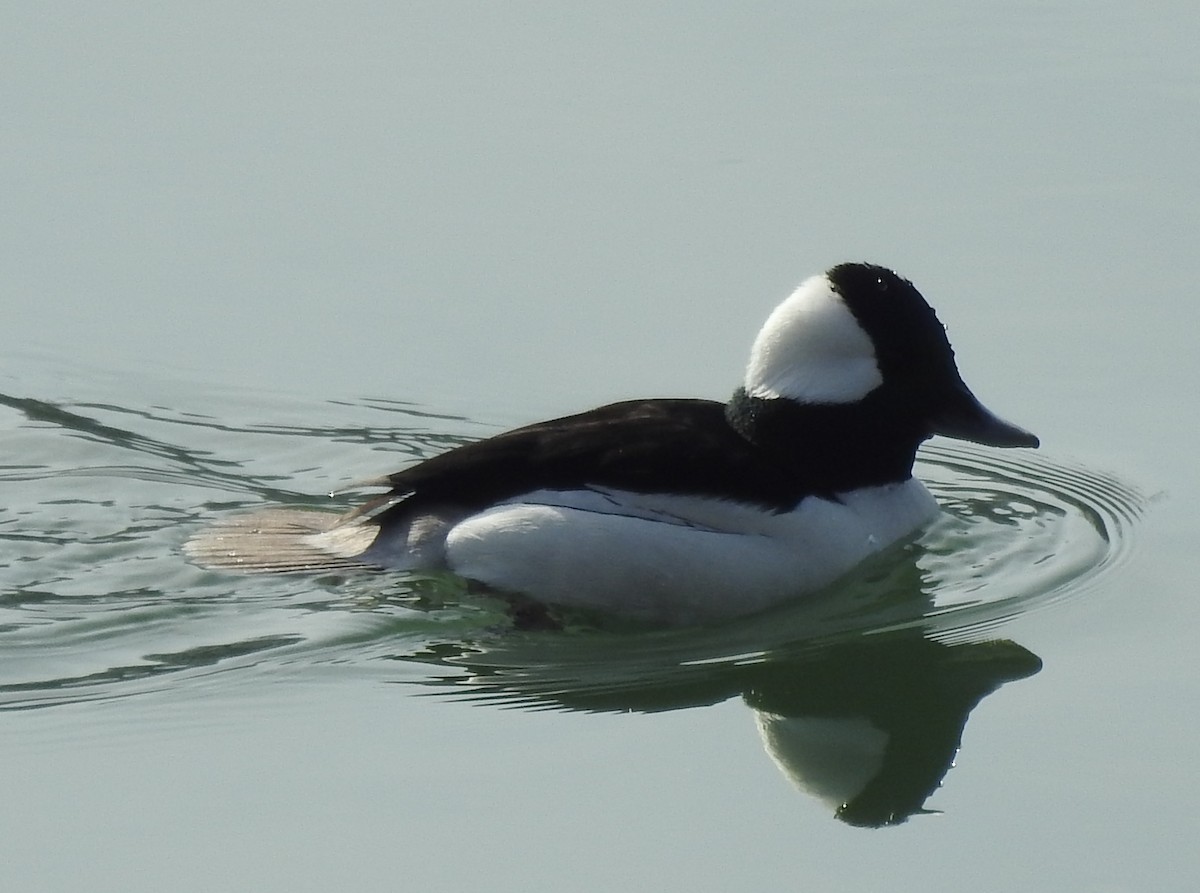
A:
[186, 263, 1038, 625]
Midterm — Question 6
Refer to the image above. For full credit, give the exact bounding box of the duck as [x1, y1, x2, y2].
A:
[185, 262, 1038, 625]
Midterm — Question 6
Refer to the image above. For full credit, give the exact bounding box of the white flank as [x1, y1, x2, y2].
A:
[439, 481, 938, 625]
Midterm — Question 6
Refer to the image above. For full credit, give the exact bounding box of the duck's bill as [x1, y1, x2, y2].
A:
[930, 385, 1040, 448]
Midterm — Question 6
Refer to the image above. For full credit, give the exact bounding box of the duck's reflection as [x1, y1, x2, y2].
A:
[370, 539, 1045, 826]
[745, 635, 1039, 826]
[392, 611, 1039, 827]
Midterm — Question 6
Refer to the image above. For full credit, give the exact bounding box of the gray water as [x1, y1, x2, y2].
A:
[2, 4, 1195, 891]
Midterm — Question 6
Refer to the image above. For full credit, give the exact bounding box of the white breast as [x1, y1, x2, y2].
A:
[440, 480, 939, 625]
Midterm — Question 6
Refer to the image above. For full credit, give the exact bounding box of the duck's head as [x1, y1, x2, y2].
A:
[743, 262, 1039, 449]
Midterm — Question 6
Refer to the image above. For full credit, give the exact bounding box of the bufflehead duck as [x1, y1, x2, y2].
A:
[186, 263, 1038, 625]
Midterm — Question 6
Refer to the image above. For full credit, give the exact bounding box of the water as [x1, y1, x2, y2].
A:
[3, 3, 1197, 892]
[0, 372, 1143, 708]
[0, 363, 1146, 839]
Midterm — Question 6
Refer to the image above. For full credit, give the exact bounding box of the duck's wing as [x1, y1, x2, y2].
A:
[185, 398, 801, 575]
[382, 398, 806, 515]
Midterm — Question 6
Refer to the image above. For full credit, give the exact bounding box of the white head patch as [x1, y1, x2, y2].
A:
[744, 274, 883, 404]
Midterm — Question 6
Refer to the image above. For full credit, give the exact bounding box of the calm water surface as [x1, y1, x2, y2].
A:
[3, 3, 1197, 892]
[0, 359, 1155, 886]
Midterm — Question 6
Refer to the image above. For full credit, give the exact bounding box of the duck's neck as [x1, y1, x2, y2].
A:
[725, 387, 925, 492]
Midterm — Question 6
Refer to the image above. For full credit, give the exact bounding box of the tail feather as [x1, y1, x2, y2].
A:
[184, 507, 379, 573]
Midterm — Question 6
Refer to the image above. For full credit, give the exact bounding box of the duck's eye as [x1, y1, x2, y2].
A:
[875, 277, 888, 293]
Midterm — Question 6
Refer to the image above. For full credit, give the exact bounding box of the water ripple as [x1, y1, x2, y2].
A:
[385, 441, 1146, 712]
[914, 441, 1145, 640]
[0, 377, 1146, 712]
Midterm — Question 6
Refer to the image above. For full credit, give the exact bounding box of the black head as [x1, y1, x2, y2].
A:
[826, 263, 1039, 448]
